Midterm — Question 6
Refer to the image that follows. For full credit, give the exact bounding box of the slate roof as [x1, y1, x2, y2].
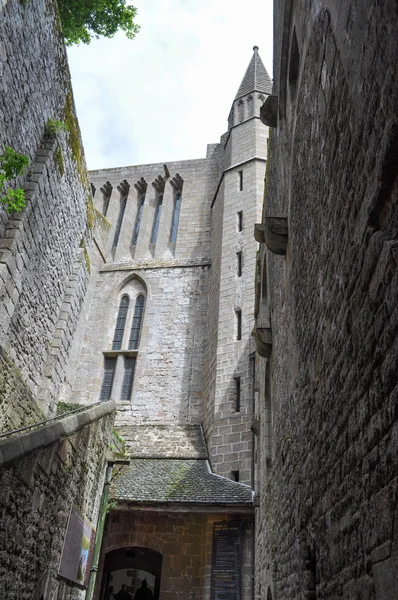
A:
[111, 459, 253, 505]
[234, 46, 272, 100]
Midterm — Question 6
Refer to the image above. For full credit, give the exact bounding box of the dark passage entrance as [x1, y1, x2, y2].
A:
[100, 546, 162, 600]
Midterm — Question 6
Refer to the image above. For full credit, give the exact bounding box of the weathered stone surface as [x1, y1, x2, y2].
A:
[0, 0, 93, 418]
[0, 410, 114, 600]
[255, 1, 398, 598]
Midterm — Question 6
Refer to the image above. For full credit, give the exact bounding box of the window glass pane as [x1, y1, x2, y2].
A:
[151, 196, 163, 245]
[132, 195, 145, 245]
[170, 193, 182, 243]
[100, 357, 116, 400]
[129, 295, 145, 349]
[121, 357, 136, 400]
[112, 295, 129, 350]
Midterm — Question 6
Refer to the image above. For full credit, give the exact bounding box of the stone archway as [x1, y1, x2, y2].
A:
[100, 546, 162, 600]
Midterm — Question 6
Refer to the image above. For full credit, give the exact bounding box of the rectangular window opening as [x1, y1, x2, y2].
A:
[121, 356, 136, 401]
[231, 470, 240, 482]
[238, 170, 243, 191]
[237, 211, 243, 232]
[234, 377, 241, 412]
[100, 357, 117, 401]
[236, 309, 242, 341]
[236, 251, 242, 277]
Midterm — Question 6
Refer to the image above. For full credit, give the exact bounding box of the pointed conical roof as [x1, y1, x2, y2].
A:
[234, 46, 272, 100]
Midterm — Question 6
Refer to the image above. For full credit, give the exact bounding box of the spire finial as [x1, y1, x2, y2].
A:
[253, 45, 259, 52]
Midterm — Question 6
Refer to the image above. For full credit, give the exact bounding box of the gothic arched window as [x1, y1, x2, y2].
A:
[129, 294, 145, 349]
[238, 100, 244, 122]
[100, 279, 147, 403]
[112, 295, 129, 350]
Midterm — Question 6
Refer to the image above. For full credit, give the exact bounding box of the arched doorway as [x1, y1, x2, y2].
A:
[100, 546, 162, 600]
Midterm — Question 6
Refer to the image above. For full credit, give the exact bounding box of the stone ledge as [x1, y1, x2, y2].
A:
[0, 400, 115, 468]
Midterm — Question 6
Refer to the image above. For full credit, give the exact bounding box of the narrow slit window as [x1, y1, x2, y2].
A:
[121, 356, 136, 401]
[129, 295, 145, 349]
[100, 357, 117, 401]
[151, 195, 163, 245]
[235, 377, 241, 412]
[112, 295, 129, 350]
[237, 251, 242, 277]
[289, 29, 300, 99]
[113, 196, 127, 248]
[132, 195, 145, 245]
[170, 193, 182, 243]
[231, 470, 240, 482]
[236, 309, 242, 340]
[237, 211, 243, 232]
[238, 170, 243, 191]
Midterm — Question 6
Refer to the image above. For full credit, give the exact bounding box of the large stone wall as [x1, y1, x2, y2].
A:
[0, 0, 93, 423]
[255, 1, 398, 598]
[0, 405, 114, 600]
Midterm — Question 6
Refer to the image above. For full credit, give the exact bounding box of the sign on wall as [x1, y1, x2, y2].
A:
[58, 505, 96, 587]
[210, 521, 243, 600]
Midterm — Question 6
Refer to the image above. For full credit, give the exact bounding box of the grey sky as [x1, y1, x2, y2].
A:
[67, 0, 273, 170]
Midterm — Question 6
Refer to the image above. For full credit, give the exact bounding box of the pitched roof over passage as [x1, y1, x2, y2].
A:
[111, 459, 253, 505]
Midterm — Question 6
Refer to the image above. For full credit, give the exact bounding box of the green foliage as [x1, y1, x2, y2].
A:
[57, 0, 140, 46]
[106, 498, 117, 514]
[56, 401, 81, 415]
[45, 118, 69, 136]
[0, 146, 29, 213]
[79, 238, 91, 272]
[112, 429, 125, 444]
[54, 146, 65, 176]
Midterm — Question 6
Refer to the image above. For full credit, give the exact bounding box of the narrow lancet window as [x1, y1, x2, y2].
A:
[237, 251, 242, 277]
[151, 195, 163, 245]
[113, 180, 130, 249]
[236, 309, 242, 340]
[132, 195, 145, 245]
[237, 211, 243, 232]
[100, 357, 116, 400]
[170, 193, 182, 243]
[121, 356, 136, 400]
[113, 196, 127, 248]
[112, 295, 129, 350]
[129, 295, 145, 349]
[235, 376, 241, 412]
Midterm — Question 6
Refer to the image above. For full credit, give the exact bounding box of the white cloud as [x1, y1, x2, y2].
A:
[67, 0, 273, 170]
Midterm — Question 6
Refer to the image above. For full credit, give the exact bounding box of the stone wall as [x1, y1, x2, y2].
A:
[0, 404, 114, 600]
[0, 0, 93, 423]
[255, 1, 398, 598]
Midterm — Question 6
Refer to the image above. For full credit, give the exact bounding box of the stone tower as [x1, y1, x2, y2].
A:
[203, 46, 271, 485]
